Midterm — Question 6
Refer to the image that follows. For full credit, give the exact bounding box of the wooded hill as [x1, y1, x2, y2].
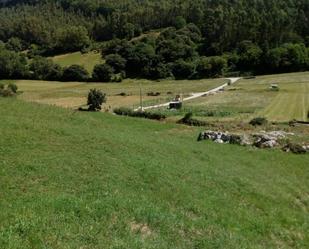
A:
[0, 0, 308, 81]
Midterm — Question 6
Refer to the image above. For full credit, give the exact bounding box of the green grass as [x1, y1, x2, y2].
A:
[51, 51, 102, 73]
[0, 97, 308, 248]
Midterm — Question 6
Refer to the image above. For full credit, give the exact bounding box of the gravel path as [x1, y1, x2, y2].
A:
[136, 78, 241, 111]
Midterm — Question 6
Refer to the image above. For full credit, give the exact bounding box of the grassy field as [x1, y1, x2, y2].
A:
[1, 72, 308, 122]
[51, 52, 102, 73]
[169, 72, 309, 122]
[5, 78, 225, 110]
[0, 97, 308, 248]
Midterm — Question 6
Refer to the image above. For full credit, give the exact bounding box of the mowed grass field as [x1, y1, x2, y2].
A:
[0, 97, 308, 248]
[5, 78, 225, 110]
[182, 72, 309, 122]
[51, 51, 102, 73]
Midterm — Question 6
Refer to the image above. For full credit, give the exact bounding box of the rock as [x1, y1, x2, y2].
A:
[282, 143, 307, 154]
[215, 139, 224, 144]
[240, 135, 253, 146]
[221, 133, 231, 142]
[302, 145, 309, 151]
[229, 134, 242, 145]
[260, 140, 278, 148]
[253, 134, 278, 148]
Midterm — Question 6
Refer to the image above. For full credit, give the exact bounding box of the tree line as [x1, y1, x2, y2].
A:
[0, 0, 309, 80]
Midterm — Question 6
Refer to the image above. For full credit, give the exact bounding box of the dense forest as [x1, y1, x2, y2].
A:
[0, 0, 308, 81]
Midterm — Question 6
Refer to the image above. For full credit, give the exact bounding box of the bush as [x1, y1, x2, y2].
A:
[62, 65, 89, 82]
[111, 74, 123, 83]
[249, 117, 268, 126]
[92, 64, 114, 82]
[114, 107, 166, 120]
[172, 60, 195, 79]
[87, 89, 107, 111]
[29, 56, 63, 81]
[8, 83, 18, 93]
[5, 37, 23, 52]
[178, 112, 208, 126]
[0, 89, 14, 97]
[0, 83, 17, 97]
[105, 54, 126, 73]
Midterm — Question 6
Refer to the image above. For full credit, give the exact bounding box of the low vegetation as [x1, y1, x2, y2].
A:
[0, 82, 18, 97]
[177, 112, 208, 126]
[114, 107, 166, 120]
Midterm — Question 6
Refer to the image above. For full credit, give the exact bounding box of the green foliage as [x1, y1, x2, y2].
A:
[5, 37, 23, 52]
[105, 54, 126, 73]
[0, 0, 309, 80]
[7, 83, 17, 93]
[54, 26, 90, 53]
[92, 64, 114, 82]
[114, 107, 166, 120]
[0, 48, 28, 79]
[178, 112, 208, 126]
[62, 64, 89, 82]
[87, 88, 106, 111]
[237, 41, 263, 71]
[0, 83, 17, 97]
[266, 43, 309, 72]
[196, 56, 227, 78]
[172, 60, 195, 79]
[29, 56, 63, 81]
[174, 16, 186, 29]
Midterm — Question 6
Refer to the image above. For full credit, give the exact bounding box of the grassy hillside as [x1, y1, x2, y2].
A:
[51, 52, 102, 73]
[0, 98, 308, 248]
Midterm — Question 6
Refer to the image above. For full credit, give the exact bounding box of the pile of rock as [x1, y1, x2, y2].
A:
[197, 130, 308, 153]
[197, 131, 250, 146]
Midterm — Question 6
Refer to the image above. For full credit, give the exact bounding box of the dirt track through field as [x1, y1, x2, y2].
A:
[136, 78, 241, 111]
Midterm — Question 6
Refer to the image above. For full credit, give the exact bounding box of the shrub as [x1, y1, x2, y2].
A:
[8, 83, 18, 93]
[249, 117, 268, 126]
[29, 56, 63, 81]
[5, 37, 23, 52]
[0, 88, 14, 97]
[147, 92, 161, 96]
[92, 64, 114, 82]
[172, 60, 195, 79]
[87, 89, 107, 111]
[0, 83, 4, 90]
[178, 112, 208, 126]
[105, 54, 126, 73]
[111, 74, 123, 83]
[62, 65, 89, 82]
